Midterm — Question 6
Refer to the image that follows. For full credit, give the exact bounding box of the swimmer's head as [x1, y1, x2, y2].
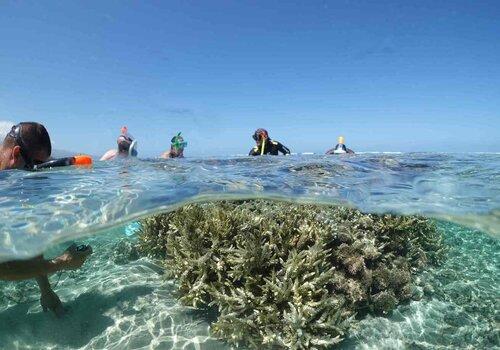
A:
[117, 126, 135, 155]
[0, 122, 51, 170]
[171, 133, 187, 150]
[252, 128, 269, 144]
[338, 136, 345, 145]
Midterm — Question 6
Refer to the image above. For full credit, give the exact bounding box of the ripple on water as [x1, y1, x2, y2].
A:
[0, 154, 499, 262]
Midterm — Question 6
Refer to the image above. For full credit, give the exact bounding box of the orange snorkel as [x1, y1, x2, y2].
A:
[73, 155, 93, 166]
[34, 155, 93, 170]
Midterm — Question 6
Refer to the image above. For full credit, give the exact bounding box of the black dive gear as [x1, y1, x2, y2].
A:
[335, 144, 347, 153]
[326, 144, 354, 155]
[34, 157, 74, 170]
[249, 139, 291, 156]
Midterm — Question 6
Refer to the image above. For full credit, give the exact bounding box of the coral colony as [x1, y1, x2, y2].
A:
[139, 200, 445, 349]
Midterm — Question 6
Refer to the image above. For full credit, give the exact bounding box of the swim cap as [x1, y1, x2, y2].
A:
[338, 136, 345, 144]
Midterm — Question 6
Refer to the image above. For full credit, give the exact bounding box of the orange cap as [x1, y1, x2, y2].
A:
[73, 155, 93, 166]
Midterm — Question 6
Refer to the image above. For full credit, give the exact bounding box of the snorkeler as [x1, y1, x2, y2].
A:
[326, 136, 355, 155]
[160, 132, 187, 159]
[0, 122, 93, 317]
[100, 126, 138, 161]
[249, 128, 291, 156]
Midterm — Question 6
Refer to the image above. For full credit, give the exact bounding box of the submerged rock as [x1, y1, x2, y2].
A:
[138, 200, 445, 349]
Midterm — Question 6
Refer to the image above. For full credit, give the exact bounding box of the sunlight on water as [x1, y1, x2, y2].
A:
[0, 226, 228, 350]
[0, 153, 498, 349]
[0, 220, 497, 349]
[0, 154, 498, 262]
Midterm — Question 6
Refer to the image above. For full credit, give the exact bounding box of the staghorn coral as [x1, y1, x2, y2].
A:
[138, 200, 445, 349]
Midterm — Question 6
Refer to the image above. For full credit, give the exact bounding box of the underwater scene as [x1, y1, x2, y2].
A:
[0, 153, 498, 349]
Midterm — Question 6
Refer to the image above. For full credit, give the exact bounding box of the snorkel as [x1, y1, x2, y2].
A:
[253, 129, 269, 155]
[171, 132, 187, 156]
[129, 140, 138, 157]
[118, 126, 138, 157]
[34, 155, 93, 170]
[333, 136, 347, 154]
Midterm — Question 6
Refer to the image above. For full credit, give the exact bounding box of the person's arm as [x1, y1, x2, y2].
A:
[100, 149, 117, 161]
[249, 147, 259, 156]
[277, 142, 291, 155]
[159, 150, 171, 159]
[0, 244, 92, 281]
[0, 258, 62, 281]
[325, 148, 335, 155]
[36, 275, 65, 316]
[347, 148, 355, 154]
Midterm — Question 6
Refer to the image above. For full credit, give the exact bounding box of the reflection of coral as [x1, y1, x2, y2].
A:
[138, 200, 445, 349]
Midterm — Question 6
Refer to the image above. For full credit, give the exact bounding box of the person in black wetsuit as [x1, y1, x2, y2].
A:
[326, 136, 355, 155]
[249, 128, 290, 156]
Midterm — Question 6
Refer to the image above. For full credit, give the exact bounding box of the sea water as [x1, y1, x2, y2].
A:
[0, 154, 498, 349]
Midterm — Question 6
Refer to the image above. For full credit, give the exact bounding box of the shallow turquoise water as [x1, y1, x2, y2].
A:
[0, 154, 498, 348]
[0, 220, 497, 349]
[1, 154, 499, 262]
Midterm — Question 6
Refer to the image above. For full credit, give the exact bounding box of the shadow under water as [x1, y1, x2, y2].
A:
[0, 286, 151, 348]
[0, 200, 498, 349]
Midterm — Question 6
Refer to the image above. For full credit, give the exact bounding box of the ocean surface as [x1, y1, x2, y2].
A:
[0, 153, 498, 349]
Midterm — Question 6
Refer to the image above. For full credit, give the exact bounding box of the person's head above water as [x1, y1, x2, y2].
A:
[100, 126, 137, 161]
[338, 136, 345, 145]
[252, 128, 269, 145]
[0, 122, 52, 170]
[116, 126, 138, 157]
[170, 132, 187, 157]
[249, 128, 291, 156]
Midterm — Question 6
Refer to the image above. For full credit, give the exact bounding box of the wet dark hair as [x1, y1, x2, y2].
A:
[4, 122, 52, 160]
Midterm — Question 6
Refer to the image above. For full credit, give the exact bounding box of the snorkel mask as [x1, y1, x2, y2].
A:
[118, 126, 138, 157]
[171, 132, 187, 151]
[7, 123, 40, 170]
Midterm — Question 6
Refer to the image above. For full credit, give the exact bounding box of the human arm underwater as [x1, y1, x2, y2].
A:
[0, 244, 92, 281]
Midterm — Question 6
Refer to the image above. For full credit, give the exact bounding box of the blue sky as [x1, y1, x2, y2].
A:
[0, 0, 499, 157]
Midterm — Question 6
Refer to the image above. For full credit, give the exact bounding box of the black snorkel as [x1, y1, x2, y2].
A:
[33, 155, 93, 170]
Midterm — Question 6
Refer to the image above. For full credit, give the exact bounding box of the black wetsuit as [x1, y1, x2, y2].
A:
[249, 139, 291, 156]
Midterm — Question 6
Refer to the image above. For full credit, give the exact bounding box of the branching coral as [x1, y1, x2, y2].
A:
[138, 200, 444, 349]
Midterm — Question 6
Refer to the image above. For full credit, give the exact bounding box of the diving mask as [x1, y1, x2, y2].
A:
[171, 133, 187, 150]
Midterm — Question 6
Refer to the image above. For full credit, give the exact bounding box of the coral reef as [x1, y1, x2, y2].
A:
[138, 200, 445, 349]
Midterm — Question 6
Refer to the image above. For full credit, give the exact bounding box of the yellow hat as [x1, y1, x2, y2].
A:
[338, 136, 345, 144]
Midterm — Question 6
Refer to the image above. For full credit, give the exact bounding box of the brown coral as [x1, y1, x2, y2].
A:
[138, 200, 444, 349]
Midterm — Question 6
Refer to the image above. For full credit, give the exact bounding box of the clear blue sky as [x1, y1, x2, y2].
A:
[0, 0, 499, 157]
